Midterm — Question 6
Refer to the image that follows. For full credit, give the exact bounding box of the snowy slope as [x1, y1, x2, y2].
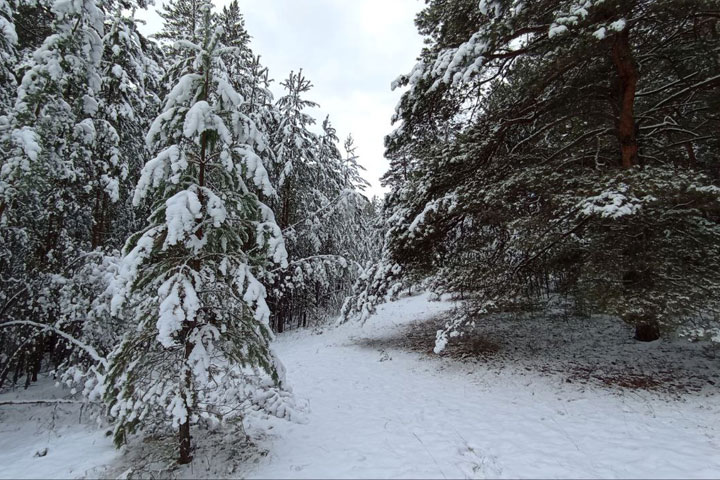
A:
[1, 293, 719, 479]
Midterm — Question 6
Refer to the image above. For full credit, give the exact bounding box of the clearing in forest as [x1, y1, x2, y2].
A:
[1, 293, 719, 479]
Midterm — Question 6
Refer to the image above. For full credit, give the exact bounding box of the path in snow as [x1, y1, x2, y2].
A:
[244, 294, 720, 479]
[1, 293, 719, 479]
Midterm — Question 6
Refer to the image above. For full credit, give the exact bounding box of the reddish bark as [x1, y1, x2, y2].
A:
[611, 29, 639, 168]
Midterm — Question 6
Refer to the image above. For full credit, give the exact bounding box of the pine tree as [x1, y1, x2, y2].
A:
[271, 69, 320, 215]
[0, 0, 17, 109]
[219, 0, 252, 64]
[341, 134, 370, 193]
[0, 0, 18, 218]
[10, 0, 54, 57]
[0, 0, 109, 387]
[378, 0, 720, 345]
[9, 0, 106, 254]
[105, 7, 294, 463]
[265, 75, 371, 331]
[340, 197, 406, 324]
[156, 0, 213, 75]
[240, 55, 277, 204]
[93, 8, 162, 248]
[266, 70, 321, 331]
[156, 0, 212, 43]
[0, 0, 168, 390]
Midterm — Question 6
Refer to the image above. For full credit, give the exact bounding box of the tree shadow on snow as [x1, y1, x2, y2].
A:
[355, 312, 720, 397]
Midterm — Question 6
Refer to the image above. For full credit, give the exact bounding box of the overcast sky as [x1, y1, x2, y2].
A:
[137, 1, 425, 198]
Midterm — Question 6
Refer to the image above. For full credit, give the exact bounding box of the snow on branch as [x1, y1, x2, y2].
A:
[0, 321, 107, 369]
[281, 189, 356, 234]
[269, 254, 353, 274]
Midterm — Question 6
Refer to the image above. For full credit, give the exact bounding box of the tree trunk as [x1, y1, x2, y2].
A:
[178, 326, 194, 464]
[24, 361, 32, 389]
[13, 351, 25, 385]
[610, 29, 639, 168]
[684, 142, 697, 167]
[178, 408, 192, 464]
[634, 320, 660, 342]
[0, 364, 11, 390]
[91, 188, 103, 249]
[31, 336, 43, 382]
[177, 63, 210, 465]
[277, 303, 285, 334]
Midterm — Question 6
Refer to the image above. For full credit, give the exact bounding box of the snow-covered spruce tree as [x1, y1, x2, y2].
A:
[265, 74, 370, 331]
[381, 0, 720, 346]
[93, 8, 162, 248]
[0, 0, 16, 109]
[40, 10, 165, 394]
[156, 0, 213, 72]
[0, 0, 111, 386]
[218, 0, 252, 70]
[105, 8, 294, 464]
[0, 0, 164, 389]
[339, 197, 407, 324]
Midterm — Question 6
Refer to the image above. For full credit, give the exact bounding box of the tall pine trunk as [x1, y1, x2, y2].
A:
[611, 29, 639, 169]
[610, 28, 659, 341]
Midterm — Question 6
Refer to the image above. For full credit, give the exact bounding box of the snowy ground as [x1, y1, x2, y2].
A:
[2, 293, 719, 479]
[0, 381, 115, 479]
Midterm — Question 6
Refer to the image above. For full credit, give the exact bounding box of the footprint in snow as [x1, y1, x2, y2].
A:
[457, 444, 503, 479]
